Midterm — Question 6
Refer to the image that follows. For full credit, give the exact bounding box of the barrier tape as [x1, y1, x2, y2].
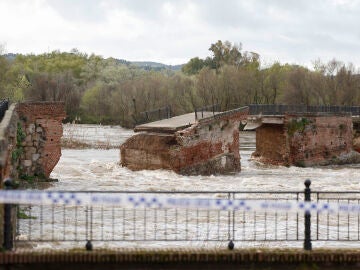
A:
[0, 190, 359, 214]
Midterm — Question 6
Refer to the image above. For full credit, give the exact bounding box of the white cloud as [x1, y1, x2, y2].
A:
[1, 0, 360, 67]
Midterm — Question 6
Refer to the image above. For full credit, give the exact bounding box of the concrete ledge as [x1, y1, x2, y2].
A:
[261, 116, 284, 125]
[2, 249, 360, 267]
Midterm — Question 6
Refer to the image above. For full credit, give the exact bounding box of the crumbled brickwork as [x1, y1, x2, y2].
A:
[353, 119, 360, 153]
[0, 102, 65, 249]
[287, 114, 352, 166]
[252, 124, 288, 165]
[253, 114, 353, 166]
[16, 102, 66, 178]
[121, 108, 249, 175]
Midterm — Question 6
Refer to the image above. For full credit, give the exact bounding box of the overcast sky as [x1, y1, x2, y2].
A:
[1, 0, 360, 67]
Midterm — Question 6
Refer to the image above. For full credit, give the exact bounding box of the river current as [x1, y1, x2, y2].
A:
[17, 124, 360, 250]
[53, 124, 360, 192]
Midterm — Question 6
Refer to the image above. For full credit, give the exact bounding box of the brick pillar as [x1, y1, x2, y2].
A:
[16, 102, 66, 178]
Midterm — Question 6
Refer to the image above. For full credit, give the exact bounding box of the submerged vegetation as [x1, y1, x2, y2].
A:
[1, 41, 360, 128]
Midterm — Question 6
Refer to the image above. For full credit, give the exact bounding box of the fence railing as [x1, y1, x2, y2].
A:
[247, 104, 360, 116]
[135, 105, 172, 125]
[134, 104, 360, 126]
[3, 179, 360, 251]
[195, 104, 221, 120]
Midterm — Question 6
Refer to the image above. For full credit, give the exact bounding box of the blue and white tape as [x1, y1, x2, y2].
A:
[0, 190, 359, 214]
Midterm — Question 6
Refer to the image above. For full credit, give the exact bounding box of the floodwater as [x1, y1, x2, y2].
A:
[16, 124, 360, 250]
[56, 124, 360, 192]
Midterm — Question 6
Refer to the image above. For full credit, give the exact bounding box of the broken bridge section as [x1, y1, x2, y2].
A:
[252, 113, 355, 166]
[121, 107, 249, 175]
[16, 102, 66, 178]
[0, 102, 66, 182]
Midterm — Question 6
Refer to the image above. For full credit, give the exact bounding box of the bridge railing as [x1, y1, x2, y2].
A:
[135, 105, 172, 125]
[247, 104, 360, 116]
[195, 104, 221, 120]
[3, 180, 360, 251]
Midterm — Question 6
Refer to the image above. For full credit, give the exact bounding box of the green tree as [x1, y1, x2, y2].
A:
[0, 54, 9, 98]
[209, 40, 242, 69]
[181, 57, 205, 75]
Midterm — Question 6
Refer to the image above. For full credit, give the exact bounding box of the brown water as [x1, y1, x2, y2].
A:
[54, 124, 360, 192]
[16, 124, 360, 250]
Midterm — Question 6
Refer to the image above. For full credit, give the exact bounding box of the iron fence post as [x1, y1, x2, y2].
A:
[85, 205, 93, 251]
[227, 192, 234, 250]
[3, 178, 13, 250]
[304, 179, 312, 251]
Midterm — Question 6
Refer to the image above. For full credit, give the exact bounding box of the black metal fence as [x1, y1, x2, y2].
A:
[195, 104, 221, 120]
[134, 104, 360, 126]
[0, 99, 9, 121]
[4, 180, 360, 251]
[136, 105, 172, 125]
[247, 104, 360, 116]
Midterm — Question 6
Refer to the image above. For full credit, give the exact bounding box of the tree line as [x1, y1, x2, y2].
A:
[0, 41, 359, 128]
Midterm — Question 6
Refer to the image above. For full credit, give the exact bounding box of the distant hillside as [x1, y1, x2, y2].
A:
[114, 59, 183, 71]
[130, 61, 183, 71]
[3, 53, 184, 71]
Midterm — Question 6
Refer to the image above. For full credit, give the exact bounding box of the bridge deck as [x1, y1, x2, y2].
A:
[134, 112, 214, 133]
[135, 113, 360, 134]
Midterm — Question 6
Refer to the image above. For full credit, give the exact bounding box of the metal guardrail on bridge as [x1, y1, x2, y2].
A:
[247, 104, 360, 116]
[194, 104, 221, 120]
[135, 105, 172, 125]
[134, 104, 360, 126]
[3, 179, 360, 251]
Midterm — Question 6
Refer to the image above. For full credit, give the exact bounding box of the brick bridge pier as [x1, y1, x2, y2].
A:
[122, 104, 360, 172]
[244, 105, 360, 166]
[121, 107, 249, 175]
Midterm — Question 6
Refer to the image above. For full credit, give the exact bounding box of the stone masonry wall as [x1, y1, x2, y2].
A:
[16, 102, 66, 178]
[285, 114, 353, 166]
[121, 108, 249, 175]
[0, 102, 65, 249]
[353, 119, 360, 153]
[252, 124, 287, 165]
[252, 114, 353, 166]
[171, 109, 248, 175]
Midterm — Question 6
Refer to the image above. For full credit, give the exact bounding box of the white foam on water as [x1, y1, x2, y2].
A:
[17, 125, 360, 249]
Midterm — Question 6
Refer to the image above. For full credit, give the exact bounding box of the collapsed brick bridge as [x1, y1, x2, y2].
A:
[122, 104, 360, 174]
[121, 107, 249, 175]
[245, 104, 360, 166]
